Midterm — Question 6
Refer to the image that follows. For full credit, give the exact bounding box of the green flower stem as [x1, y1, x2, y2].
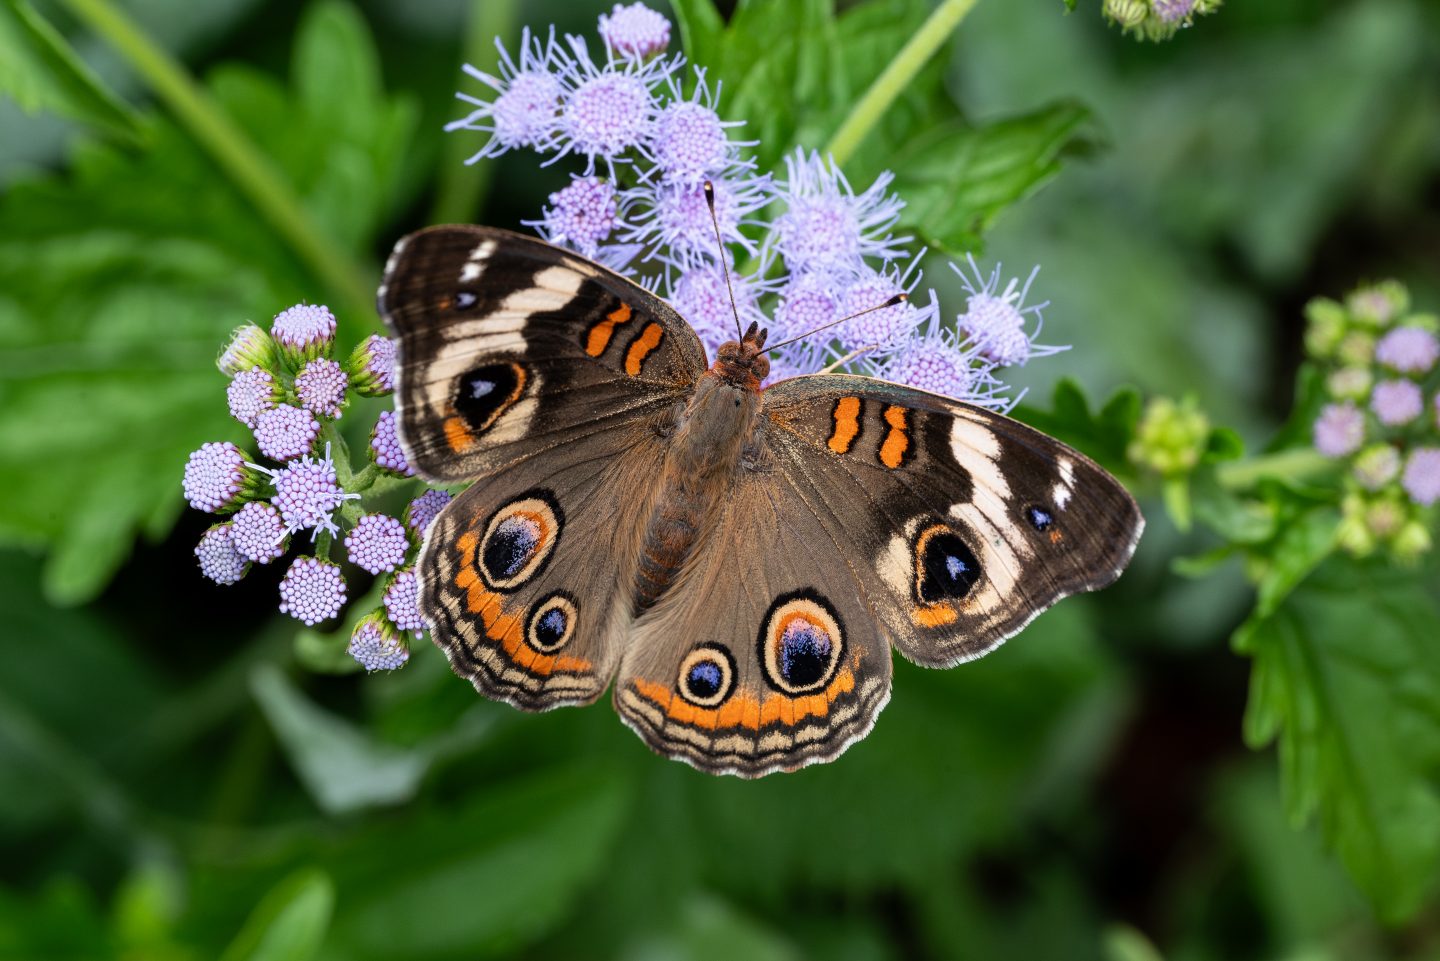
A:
[319, 422, 352, 485]
[58, 0, 375, 322]
[823, 0, 981, 167]
[348, 463, 379, 493]
[1215, 448, 1336, 491]
[430, 0, 518, 224]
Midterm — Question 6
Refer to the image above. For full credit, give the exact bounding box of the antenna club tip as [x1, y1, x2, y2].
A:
[703, 180, 716, 202]
[889, 292, 908, 306]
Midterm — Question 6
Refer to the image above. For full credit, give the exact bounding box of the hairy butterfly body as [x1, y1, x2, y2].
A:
[380, 225, 1143, 777]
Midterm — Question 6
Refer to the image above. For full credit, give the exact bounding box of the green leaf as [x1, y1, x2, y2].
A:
[250, 664, 432, 815]
[218, 869, 334, 961]
[1016, 379, 1140, 474]
[1234, 557, 1440, 920]
[321, 768, 629, 960]
[890, 101, 1097, 255]
[0, 0, 138, 138]
[0, 7, 418, 602]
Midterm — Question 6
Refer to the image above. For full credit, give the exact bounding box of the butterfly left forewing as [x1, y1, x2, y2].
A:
[761, 373, 1143, 668]
[380, 224, 706, 483]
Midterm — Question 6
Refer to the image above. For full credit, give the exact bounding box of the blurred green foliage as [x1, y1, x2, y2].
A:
[1, 0, 1439, 959]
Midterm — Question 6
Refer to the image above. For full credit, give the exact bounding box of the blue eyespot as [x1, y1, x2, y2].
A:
[478, 492, 562, 591]
[484, 515, 540, 579]
[526, 593, 578, 653]
[686, 661, 723, 698]
[778, 621, 832, 688]
[678, 644, 736, 706]
[1026, 505, 1054, 532]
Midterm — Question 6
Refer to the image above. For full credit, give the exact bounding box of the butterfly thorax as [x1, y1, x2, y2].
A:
[632, 367, 765, 613]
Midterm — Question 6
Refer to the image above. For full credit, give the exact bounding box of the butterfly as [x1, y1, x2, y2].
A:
[379, 224, 1144, 777]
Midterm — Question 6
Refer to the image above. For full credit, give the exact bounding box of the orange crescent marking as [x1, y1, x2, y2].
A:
[452, 547, 593, 676]
[828, 396, 862, 454]
[633, 667, 858, 732]
[624, 322, 664, 376]
[585, 302, 633, 357]
[911, 603, 958, 628]
[444, 415, 475, 453]
[879, 405, 910, 469]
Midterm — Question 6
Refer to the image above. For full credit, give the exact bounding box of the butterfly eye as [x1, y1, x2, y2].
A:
[677, 644, 736, 707]
[452, 290, 479, 310]
[913, 524, 983, 604]
[1025, 506, 1054, 532]
[758, 591, 845, 696]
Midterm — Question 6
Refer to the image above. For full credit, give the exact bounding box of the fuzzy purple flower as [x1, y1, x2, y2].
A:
[773, 149, 907, 275]
[529, 176, 620, 256]
[871, 305, 1003, 406]
[771, 273, 838, 347]
[1402, 448, 1440, 507]
[230, 501, 288, 564]
[448, 28, 569, 162]
[1152, 0, 1196, 23]
[348, 614, 410, 672]
[270, 304, 336, 363]
[384, 568, 426, 635]
[345, 513, 410, 575]
[227, 368, 280, 428]
[278, 556, 347, 625]
[347, 334, 397, 397]
[669, 260, 767, 358]
[954, 257, 1062, 367]
[371, 410, 415, 477]
[183, 441, 260, 513]
[1375, 326, 1439, 375]
[642, 71, 746, 185]
[195, 524, 249, 585]
[253, 404, 321, 462]
[295, 359, 348, 418]
[624, 173, 768, 265]
[836, 259, 928, 352]
[256, 447, 360, 539]
[1371, 379, 1423, 426]
[598, 2, 671, 59]
[405, 489, 452, 537]
[1313, 402, 1365, 458]
[217, 323, 275, 375]
[554, 39, 674, 172]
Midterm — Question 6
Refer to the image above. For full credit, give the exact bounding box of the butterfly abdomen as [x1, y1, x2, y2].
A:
[632, 375, 760, 612]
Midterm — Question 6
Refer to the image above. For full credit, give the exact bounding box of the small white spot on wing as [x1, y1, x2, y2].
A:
[1053, 456, 1075, 510]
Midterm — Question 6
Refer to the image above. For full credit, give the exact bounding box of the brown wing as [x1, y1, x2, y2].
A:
[760, 373, 1143, 668]
[613, 462, 893, 777]
[379, 225, 707, 483]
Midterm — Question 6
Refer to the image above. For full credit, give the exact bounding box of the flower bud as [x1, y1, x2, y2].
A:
[217, 324, 277, 375]
[1303, 297, 1346, 359]
[1336, 331, 1375, 368]
[1127, 396, 1209, 477]
[1346, 280, 1408, 329]
[348, 612, 410, 672]
[1325, 366, 1371, 402]
[346, 334, 397, 397]
[1103, 0, 1148, 28]
[271, 304, 337, 367]
[1391, 521, 1433, 564]
[1352, 444, 1400, 491]
[1337, 494, 1375, 557]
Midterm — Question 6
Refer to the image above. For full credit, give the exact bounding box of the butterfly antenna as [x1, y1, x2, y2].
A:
[767, 293, 907, 353]
[704, 181, 745, 342]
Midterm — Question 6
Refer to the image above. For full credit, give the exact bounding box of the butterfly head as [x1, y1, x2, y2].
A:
[712, 321, 770, 391]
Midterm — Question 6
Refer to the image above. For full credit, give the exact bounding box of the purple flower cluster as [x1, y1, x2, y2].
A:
[446, 3, 1063, 409]
[183, 301, 449, 670]
[1305, 282, 1440, 558]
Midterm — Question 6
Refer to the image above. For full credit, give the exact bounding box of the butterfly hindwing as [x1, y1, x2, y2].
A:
[761, 373, 1144, 668]
[382, 225, 706, 709]
[380, 225, 707, 483]
[614, 463, 893, 776]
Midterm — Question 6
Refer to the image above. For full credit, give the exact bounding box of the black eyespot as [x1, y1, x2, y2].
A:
[915, 525, 982, 604]
[757, 590, 845, 695]
[455, 361, 526, 434]
[677, 643, 737, 707]
[1025, 505, 1053, 532]
[483, 516, 540, 580]
[476, 491, 562, 592]
[526, 593, 578, 653]
[453, 290, 478, 310]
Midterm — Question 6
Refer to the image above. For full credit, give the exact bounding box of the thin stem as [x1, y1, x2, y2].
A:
[430, 0, 518, 224]
[824, 0, 981, 167]
[59, 0, 375, 322]
[1215, 448, 1336, 491]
